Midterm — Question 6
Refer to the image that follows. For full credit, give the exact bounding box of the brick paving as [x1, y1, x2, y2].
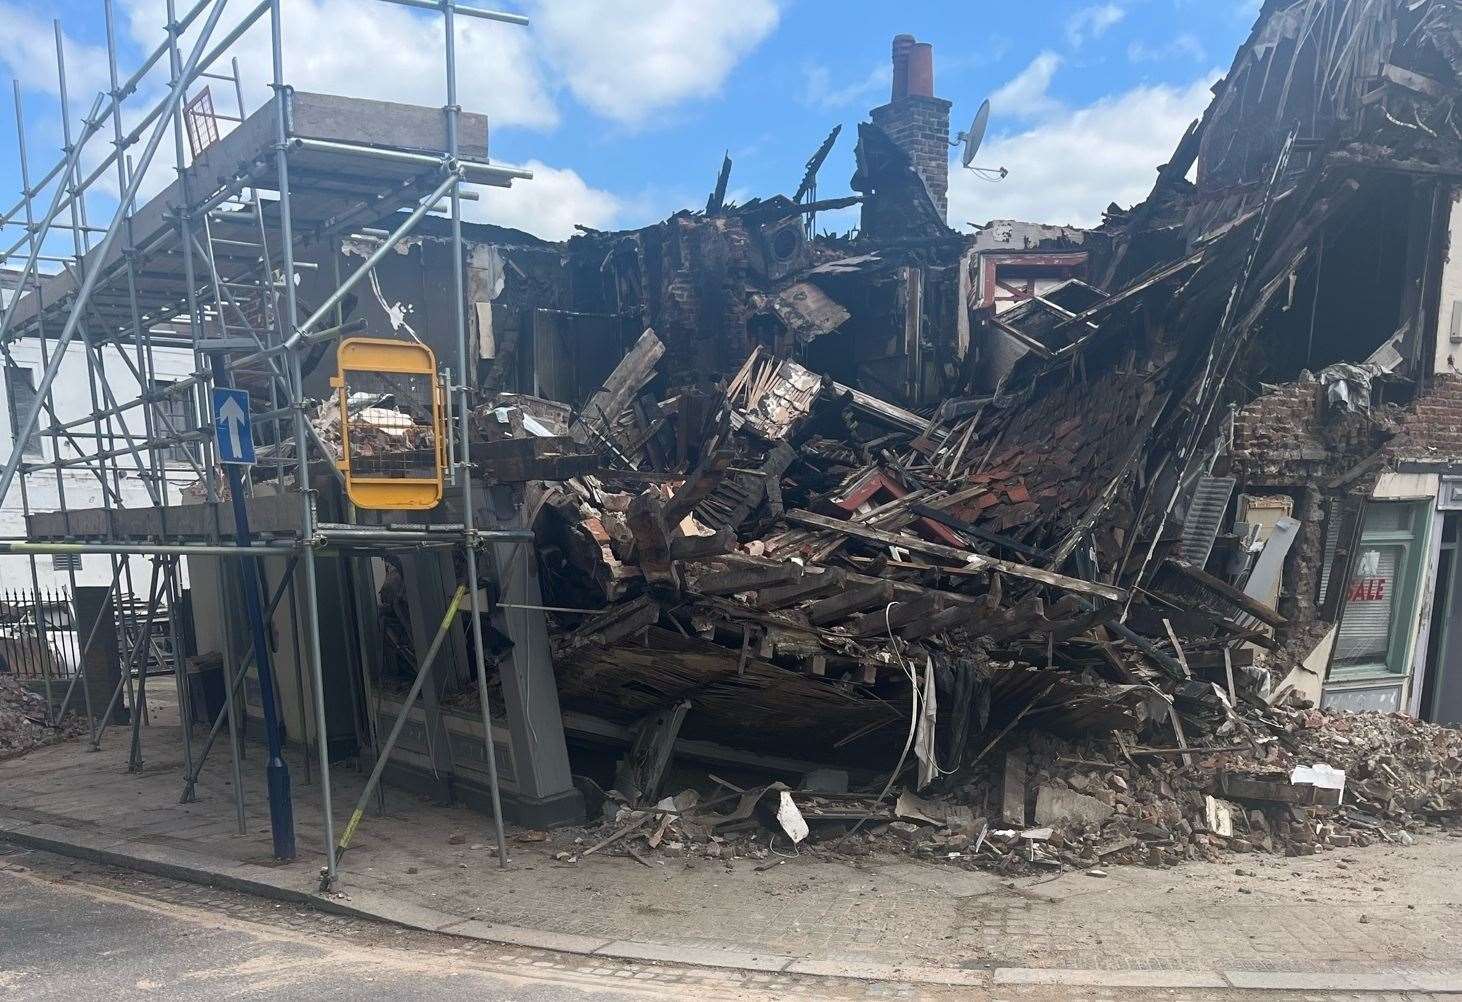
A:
[2, 713, 1461, 989]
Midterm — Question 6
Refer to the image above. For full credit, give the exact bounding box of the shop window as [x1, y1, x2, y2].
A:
[1334, 501, 1428, 675]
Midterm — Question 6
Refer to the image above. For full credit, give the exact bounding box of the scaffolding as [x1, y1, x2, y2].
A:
[0, 0, 537, 884]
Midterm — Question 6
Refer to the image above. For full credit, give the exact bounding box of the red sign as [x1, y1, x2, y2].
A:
[1347, 577, 1388, 602]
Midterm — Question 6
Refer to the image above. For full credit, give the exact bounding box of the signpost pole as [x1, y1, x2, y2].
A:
[213, 385, 295, 861]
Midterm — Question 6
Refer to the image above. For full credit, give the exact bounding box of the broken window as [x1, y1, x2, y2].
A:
[149, 380, 198, 466]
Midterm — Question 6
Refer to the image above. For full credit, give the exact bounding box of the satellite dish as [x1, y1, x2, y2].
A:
[961, 99, 991, 169]
[950, 98, 1007, 181]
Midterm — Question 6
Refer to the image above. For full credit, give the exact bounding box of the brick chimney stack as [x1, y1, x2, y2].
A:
[870, 34, 952, 221]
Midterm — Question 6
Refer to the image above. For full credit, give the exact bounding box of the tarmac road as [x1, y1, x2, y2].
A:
[1, 845, 1455, 1002]
[0, 848, 689, 1001]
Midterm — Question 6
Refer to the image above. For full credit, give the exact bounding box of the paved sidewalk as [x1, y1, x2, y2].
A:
[3, 715, 1462, 994]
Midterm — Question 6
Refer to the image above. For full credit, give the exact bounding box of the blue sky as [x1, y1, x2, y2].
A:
[0, 0, 1261, 251]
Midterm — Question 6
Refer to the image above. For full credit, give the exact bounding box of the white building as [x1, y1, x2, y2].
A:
[1, 323, 199, 592]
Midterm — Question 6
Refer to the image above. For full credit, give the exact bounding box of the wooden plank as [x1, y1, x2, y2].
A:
[615, 700, 690, 806]
[1162, 618, 1192, 678]
[909, 502, 1047, 560]
[1161, 558, 1286, 628]
[572, 328, 665, 447]
[896, 603, 976, 642]
[1001, 749, 1028, 827]
[847, 591, 943, 638]
[571, 596, 660, 648]
[693, 562, 803, 596]
[755, 567, 847, 610]
[807, 580, 896, 626]
[827, 381, 931, 436]
[668, 528, 736, 561]
[785, 510, 1126, 602]
[1167, 703, 1194, 769]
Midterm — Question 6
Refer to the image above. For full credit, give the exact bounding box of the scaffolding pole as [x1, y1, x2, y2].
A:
[0, 0, 538, 886]
[268, 0, 338, 885]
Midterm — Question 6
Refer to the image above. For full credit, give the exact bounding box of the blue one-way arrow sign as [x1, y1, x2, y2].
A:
[212, 387, 255, 465]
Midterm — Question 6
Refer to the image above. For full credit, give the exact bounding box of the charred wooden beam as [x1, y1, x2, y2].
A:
[668, 528, 736, 562]
[571, 595, 660, 648]
[785, 509, 1126, 602]
[847, 590, 943, 637]
[694, 562, 804, 596]
[807, 579, 896, 626]
[571, 328, 665, 452]
[755, 567, 847, 610]
[664, 450, 734, 525]
[627, 491, 678, 588]
[1161, 558, 1286, 629]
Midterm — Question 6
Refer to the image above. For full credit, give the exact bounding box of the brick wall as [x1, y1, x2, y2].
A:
[871, 96, 952, 223]
[1229, 381, 1327, 480]
[1387, 373, 1462, 464]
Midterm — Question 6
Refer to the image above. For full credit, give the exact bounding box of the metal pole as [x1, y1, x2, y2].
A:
[179, 555, 297, 800]
[0, 0, 233, 503]
[126, 559, 174, 771]
[445, 0, 510, 867]
[332, 584, 466, 871]
[223, 462, 295, 858]
[0, 0, 215, 232]
[287, 170, 460, 345]
[51, 19, 101, 736]
[0, 542, 298, 557]
[269, 0, 338, 884]
[0, 92, 105, 343]
[91, 559, 168, 750]
[10, 85, 55, 725]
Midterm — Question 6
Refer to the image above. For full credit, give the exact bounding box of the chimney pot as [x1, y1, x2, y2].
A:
[907, 42, 934, 98]
[891, 34, 915, 101]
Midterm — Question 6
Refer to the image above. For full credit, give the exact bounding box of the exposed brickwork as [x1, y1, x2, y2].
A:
[1229, 381, 1327, 481]
[1387, 373, 1462, 464]
[871, 96, 952, 222]
[1222, 374, 1462, 642]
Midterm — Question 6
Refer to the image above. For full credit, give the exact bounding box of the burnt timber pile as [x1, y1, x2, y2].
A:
[453, 0, 1462, 865]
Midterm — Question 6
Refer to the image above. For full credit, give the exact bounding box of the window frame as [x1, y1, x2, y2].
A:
[1332, 500, 1431, 679]
[4, 364, 42, 459]
[148, 378, 199, 467]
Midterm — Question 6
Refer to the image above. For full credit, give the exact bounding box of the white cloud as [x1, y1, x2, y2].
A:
[0, 6, 111, 106]
[469, 161, 621, 240]
[526, 0, 780, 127]
[1066, 3, 1126, 48]
[991, 52, 1064, 122]
[800, 61, 890, 111]
[950, 72, 1218, 229]
[1128, 33, 1206, 63]
[120, 0, 558, 131]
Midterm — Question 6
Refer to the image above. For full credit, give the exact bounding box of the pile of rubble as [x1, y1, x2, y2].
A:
[0, 676, 81, 760]
[542, 702, 1461, 876]
[503, 330, 1262, 772]
[454, 328, 1462, 873]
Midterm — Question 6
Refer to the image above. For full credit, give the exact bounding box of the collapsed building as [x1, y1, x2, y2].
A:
[5, 0, 1462, 875]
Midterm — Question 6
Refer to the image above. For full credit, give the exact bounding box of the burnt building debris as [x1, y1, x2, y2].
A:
[410, 0, 1462, 859]
[9, 0, 1462, 879]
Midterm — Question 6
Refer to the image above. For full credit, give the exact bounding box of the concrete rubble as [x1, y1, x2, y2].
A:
[0, 676, 83, 760]
[343, 0, 1462, 875]
[8, 0, 1462, 886]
